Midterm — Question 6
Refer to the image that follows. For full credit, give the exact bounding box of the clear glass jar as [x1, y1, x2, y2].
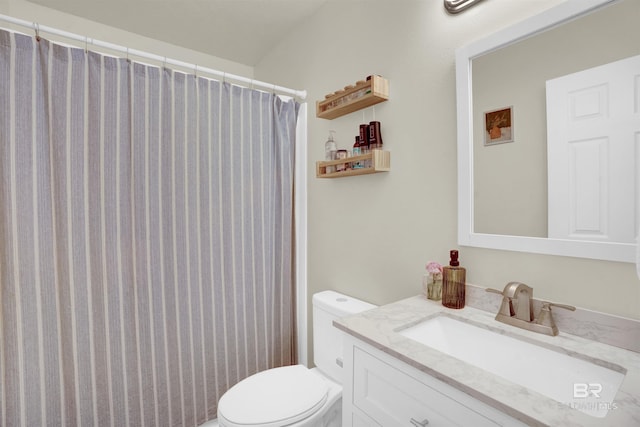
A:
[423, 273, 442, 301]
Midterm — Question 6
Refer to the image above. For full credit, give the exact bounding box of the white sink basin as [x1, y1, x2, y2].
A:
[399, 315, 626, 418]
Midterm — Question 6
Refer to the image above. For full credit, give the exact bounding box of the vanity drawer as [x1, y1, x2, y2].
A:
[353, 346, 500, 427]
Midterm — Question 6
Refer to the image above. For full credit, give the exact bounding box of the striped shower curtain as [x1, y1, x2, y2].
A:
[0, 29, 299, 427]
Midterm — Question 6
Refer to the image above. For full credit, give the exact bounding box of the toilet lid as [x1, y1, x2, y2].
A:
[218, 365, 328, 427]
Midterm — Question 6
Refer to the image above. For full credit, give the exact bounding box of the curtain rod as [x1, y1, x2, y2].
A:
[0, 13, 307, 100]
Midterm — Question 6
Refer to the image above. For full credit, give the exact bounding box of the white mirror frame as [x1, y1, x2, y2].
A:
[456, 0, 635, 263]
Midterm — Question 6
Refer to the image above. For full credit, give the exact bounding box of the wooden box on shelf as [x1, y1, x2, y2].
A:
[316, 149, 390, 178]
[316, 76, 389, 120]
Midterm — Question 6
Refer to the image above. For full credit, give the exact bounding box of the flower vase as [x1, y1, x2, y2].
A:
[426, 273, 442, 301]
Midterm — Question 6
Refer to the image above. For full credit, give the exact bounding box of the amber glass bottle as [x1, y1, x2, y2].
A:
[442, 250, 466, 309]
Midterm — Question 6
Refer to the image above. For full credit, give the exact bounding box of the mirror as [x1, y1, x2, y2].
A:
[456, 0, 638, 262]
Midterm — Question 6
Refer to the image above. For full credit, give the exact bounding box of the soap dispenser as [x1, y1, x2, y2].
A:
[324, 130, 337, 173]
[442, 250, 466, 309]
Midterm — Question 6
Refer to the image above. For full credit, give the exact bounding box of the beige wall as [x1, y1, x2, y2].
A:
[0, 0, 253, 78]
[254, 0, 640, 365]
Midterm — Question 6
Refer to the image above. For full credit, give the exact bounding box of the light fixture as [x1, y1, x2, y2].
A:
[444, 0, 485, 14]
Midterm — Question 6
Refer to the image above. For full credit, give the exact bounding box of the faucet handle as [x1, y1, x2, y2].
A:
[485, 287, 515, 317]
[534, 302, 576, 336]
[542, 301, 576, 312]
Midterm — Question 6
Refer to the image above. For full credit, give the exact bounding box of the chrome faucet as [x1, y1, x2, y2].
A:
[486, 282, 575, 336]
[503, 282, 533, 322]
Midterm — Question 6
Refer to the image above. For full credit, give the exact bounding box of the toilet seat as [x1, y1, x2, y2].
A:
[217, 365, 329, 427]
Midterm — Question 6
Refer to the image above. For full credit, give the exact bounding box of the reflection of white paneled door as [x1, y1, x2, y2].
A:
[546, 55, 640, 243]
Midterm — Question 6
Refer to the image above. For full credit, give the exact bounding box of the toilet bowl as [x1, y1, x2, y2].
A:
[217, 291, 375, 427]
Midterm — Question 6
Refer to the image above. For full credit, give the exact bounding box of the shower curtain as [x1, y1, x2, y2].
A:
[0, 29, 300, 427]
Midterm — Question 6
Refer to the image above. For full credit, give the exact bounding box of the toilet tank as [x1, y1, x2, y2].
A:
[312, 291, 376, 384]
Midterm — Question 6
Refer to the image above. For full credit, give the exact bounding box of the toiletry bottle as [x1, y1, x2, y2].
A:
[368, 121, 383, 150]
[335, 149, 348, 172]
[359, 124, 370, 167]
[367, 122, 377, 149]
[352, 136, 362, 169]
[442, 250, 466, 309]
[324, 130, 337, 173]
[359, 124, 369, 153]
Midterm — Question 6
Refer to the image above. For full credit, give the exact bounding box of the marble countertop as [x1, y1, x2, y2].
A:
[334, 295, 640, 427]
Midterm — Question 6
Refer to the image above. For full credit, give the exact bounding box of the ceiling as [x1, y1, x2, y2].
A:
[27, 0, 329, 66]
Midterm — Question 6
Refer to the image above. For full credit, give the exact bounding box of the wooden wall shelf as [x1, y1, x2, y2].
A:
[316, 150, 390, 178]
[316, 76, 389, 120]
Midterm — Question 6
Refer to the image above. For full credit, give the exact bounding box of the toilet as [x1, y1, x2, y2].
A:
[216, 291, 376, 427]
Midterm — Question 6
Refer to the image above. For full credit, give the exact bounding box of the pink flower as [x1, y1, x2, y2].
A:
[425, 261, 442, 274]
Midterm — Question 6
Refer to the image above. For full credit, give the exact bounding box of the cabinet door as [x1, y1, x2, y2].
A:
[353, 347, 500, 426]
[351, 411, 381, 427]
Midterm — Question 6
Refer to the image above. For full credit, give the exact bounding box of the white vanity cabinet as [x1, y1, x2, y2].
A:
[341, 334, 528, 427]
